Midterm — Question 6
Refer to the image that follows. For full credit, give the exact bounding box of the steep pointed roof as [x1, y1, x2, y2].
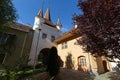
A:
[44, 8, 51, 21]
[56, 18, 62, 27]
[37, 9, 43, 17]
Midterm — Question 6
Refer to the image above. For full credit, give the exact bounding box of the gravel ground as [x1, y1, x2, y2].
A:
[94, 72, 120, 80]
[34, 68, 120, 80]
[34, 68, 93, 80]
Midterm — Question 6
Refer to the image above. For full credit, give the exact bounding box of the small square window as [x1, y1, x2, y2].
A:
[65, 42, 68, 48]
[61, 42, 68, 49]
[51, 36, 55, 42]
[42, 33, 47, 39]
[62, 43, 64, 49]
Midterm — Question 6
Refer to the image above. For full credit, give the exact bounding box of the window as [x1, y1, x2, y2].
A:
[64, 42, 68, 48]
[62, 42, 68, 49]
[0, 32, 16, 45]
[0, 33, 9, 45]
[0, 32, 15, 64]
[51, 36, 55, 42]
[62, 43, 64, 49]
[0, 53, 6, 64]
[42, 33, 47, 39]
[78, 56, 86, 66]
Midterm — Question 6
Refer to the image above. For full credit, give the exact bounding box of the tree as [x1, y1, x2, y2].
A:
[0, 0, 17, 28]
[74, 0, 120, 61]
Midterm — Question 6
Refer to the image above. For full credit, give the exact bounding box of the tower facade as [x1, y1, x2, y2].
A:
[28, 8, 62, 66]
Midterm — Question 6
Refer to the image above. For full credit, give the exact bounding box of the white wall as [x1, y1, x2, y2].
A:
[28, 16, 61, 66]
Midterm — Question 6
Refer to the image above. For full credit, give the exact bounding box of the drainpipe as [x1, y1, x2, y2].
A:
[33, 29, 41, 70]
[88, 53, 92, 72]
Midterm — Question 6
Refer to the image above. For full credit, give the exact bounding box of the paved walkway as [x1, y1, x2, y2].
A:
[94, 72, 110, 80]
[94, 72, 120, 80]
[34, 68, 93, 80]
[34, 68, 120, 80]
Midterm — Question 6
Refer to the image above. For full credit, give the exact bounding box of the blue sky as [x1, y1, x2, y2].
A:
[13, 0, 82, 32]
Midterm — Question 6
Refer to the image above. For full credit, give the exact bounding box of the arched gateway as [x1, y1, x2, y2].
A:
[38, 48, 50, 67]
[28, 8, 62, 66]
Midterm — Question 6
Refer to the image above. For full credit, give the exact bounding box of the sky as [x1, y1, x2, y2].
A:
[13, 0, 82, 32]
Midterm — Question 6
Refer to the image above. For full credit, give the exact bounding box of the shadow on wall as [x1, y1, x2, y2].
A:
[65, 53, 75, 69]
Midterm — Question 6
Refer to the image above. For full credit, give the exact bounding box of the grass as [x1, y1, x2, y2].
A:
[0, 66, 46, 80]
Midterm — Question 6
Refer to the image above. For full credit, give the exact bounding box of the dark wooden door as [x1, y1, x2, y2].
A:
[102, 60, 109, 72]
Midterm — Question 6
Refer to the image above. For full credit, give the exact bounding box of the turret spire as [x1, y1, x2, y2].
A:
[56, 18, 62, 30]
[37, 9, 43, 18]
[57, 18, 62, 26]
[44, 8, 51, 21]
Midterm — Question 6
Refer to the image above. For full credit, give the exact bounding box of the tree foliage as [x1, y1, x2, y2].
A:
[0, 0, 17, 28]
[74, 0, 120, 61]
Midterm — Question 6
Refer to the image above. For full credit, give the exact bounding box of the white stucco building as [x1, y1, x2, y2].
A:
[28, 8, 62, 66]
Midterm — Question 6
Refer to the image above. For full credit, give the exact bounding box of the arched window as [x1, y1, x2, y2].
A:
[78, 56, 86, 66]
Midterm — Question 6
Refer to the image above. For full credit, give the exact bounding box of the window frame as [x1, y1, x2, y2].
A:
[61, 41, 68, 49]
[0, 32, 16, 45]
[64, 42, 68, 48]
[42, 33, 47, 39]
[0, 53, 7, 64]
[51, 35, 55, 42]
[78, 56, 86, 66]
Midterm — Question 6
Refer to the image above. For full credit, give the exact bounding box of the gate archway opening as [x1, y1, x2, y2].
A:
[37, 48, 50, 68]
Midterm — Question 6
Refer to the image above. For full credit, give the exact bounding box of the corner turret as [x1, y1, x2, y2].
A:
[56, 18, 62, 31]
[33, 9, 44, 30]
